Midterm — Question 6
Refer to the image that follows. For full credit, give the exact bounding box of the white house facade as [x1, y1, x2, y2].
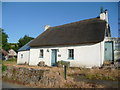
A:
[17, 41, 31, 65]
[29, 41, 105, 68]
[17, 51, 30, 64]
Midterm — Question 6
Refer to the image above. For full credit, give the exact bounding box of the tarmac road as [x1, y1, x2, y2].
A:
[1, 80, 28, 88]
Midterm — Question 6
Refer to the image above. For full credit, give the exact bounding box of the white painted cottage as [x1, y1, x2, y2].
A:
[17, 9, 113, 68]
[17, 41, 32, 65]
[8, 49, 17, 57]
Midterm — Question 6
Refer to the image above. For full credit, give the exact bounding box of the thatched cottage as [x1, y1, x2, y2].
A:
[17, 9, 114, 68]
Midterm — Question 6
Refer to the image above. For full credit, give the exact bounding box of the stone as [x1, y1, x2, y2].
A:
[2, 65, 64, 88]
[37, 61, 46, 67]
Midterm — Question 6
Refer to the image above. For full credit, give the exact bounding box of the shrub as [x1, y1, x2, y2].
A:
[57, 60, 70, 67]
[2, 64, 7, 72]
[57, 61, 63, 67]
[8, 58, 17, 62]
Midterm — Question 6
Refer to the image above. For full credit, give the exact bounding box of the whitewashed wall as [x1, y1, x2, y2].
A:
[29, 41, 104, 68]
[17, 51, 30, 65]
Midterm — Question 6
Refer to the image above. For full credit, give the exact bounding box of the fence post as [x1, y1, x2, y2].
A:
[64, 65, 67, 80]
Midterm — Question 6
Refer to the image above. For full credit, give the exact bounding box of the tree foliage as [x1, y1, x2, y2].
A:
[0, 28, 34, 51]
[18, 35, 34, 49]
[0, 28, 10, 51]
[0, 28, 2, 49]
[9, 43, 19, 52]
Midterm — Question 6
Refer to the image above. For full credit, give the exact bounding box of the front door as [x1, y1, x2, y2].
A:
[51, 49, 57, 66]
[104, 41, 114, 62]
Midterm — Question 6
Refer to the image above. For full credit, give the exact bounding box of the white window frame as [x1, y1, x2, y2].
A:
[39, 49, 44, 58]
[68, 49, 74, 60]
[21, 54, 23, 58]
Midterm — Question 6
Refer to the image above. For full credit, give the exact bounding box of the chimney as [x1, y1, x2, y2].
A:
[100, 11, 106, 20]
[105, 9, 108, 23]
[100, 9, 108, 23]
[44, 25, 51, 31]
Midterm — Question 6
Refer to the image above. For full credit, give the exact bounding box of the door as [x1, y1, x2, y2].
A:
[104, 41, 114, 61]
[51, 49, 57, 66]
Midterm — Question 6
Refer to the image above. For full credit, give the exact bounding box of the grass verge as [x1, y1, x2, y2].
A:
[2, 58, 17, 65]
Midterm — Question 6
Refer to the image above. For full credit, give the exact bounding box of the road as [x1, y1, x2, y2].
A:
[1, 80, 28, 88]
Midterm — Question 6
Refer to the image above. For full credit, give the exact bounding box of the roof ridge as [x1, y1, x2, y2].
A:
[48, 17, 101, 30]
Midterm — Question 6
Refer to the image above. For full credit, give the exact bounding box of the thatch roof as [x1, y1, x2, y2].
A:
[29, 18, 106, 47]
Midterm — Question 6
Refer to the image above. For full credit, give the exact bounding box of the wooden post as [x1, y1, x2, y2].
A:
[64, 65, 67, 80]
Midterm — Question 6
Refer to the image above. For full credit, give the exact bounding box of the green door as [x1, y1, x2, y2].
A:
[51, 49, 57, 66]
[104, 41, 114, 61]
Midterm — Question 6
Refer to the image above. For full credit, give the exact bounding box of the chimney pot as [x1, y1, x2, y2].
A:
[44, 25, 51, 31]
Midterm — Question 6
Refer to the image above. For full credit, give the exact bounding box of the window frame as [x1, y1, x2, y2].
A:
[21, 54, 23, 58]
[68, 49, 74, 60]
[39, 49, 44, 58]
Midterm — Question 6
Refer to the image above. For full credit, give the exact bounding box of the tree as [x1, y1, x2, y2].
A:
[9, 43, 19, 52]
[18, 35, 34, 49]
[0, 28, 2, 49]
[0, 28, 10, 51]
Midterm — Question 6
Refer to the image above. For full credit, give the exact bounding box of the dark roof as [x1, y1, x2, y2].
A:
[18, 40, 32, 51]
[0, 49, 8, 56]
[29, 18, 106, 47]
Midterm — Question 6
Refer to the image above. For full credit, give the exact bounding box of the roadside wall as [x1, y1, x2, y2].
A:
[2, 66, 65, 88]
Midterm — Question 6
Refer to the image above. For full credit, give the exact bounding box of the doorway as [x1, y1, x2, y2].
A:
[51, 49, 57, 66]
[104, 41, 114, 62]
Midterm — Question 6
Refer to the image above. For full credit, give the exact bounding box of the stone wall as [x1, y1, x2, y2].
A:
[2, 66, 65, 88]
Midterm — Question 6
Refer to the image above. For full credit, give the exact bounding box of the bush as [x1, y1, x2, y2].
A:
[2, 64, 7, 72]
[8, 57, 17, 62]
[57, 60, 70, 67]
[57, 61, 63, 67]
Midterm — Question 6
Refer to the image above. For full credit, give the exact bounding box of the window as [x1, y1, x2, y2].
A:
[68, 49, 74, 59]
[39, 49, 43, 58]
[21, 54, 23, 58]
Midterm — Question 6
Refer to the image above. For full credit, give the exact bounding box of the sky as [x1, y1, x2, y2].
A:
[2, 2, 118, 43]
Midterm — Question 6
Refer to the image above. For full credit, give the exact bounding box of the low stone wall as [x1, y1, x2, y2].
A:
[2, 66, 65, 88]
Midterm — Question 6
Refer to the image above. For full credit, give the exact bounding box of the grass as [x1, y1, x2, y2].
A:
[1, 58, 17, 72]
[0, 60, 7, 72]
[2, 64, 7, 72]
[2, 58, 17, 65]
[0, 60, 2, 64]
[67, 67, 119, 81]
[85, 74, 116, 80]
